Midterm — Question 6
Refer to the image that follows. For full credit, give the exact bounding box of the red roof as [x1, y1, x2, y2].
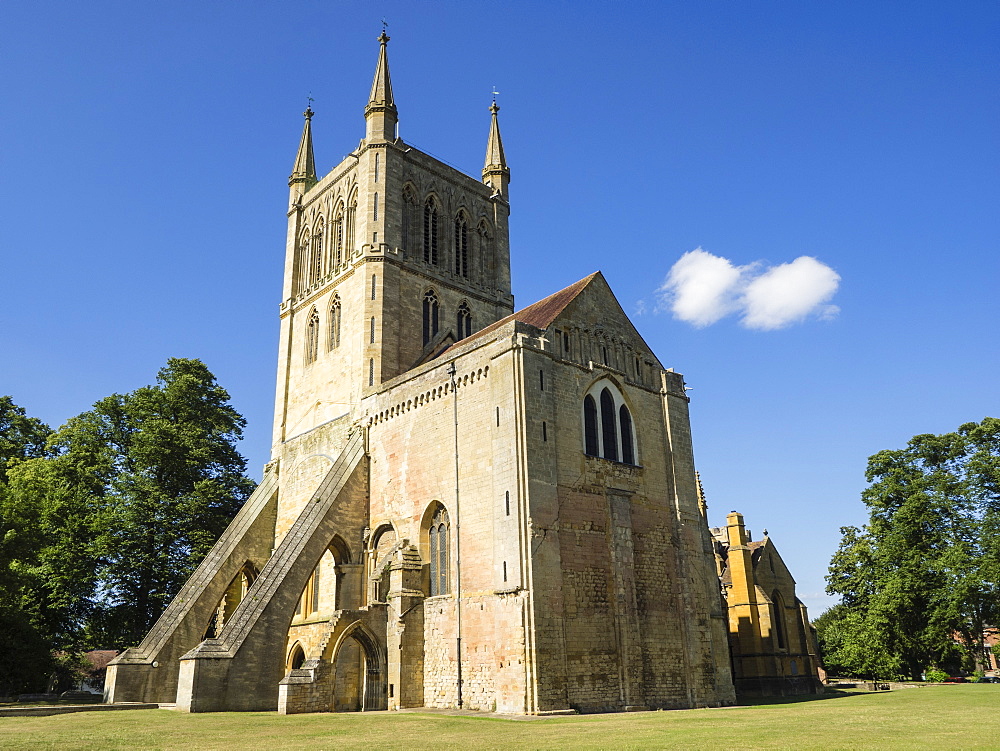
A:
[442, 272, 599, 356]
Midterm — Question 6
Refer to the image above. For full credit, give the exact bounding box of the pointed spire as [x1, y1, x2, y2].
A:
[365, 31, 398, 141]
[483, 100, 510, 198]
[289, 106, 317, 190]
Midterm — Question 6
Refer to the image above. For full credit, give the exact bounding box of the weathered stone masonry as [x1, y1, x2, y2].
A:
[106, 32, 736, 714]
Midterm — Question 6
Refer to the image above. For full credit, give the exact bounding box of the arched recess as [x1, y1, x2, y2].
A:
[325, 621, 387, 712]
[287, 641, 306, 670]
[367, 524, 397, 603]
[204, 561, 259, 639]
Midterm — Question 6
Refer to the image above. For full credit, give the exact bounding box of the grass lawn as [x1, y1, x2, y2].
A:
[1, 686, 996, 750]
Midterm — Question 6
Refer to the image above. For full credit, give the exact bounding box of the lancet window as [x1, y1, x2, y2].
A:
[423, 197, 439, 265]
[329, 295, 341, 350]
[334, 204, 345, 268]
[346, 192, 357, 260]
[305, 308, 320, 363]
[310, 220, 324, 285]
[582, 381, 637, 464]
[428, 505, 450, 596]
[401, 185, 416, 251]
[454, 213, 469, 277]
[456, 302, 472, 340]
[422, 289, 439, 346]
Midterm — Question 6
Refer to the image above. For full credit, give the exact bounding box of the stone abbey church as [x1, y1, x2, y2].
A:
[106, 34, 740, 714]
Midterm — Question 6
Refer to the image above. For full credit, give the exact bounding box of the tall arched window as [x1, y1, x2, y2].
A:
[346, 192, 357, 258]
[305, 308, 320, 363]
[583, 395, 599, 456]
[620, 404, 635, 465]
[423, 197, 439, 265]
[329, 295, 341, 350]
[582, 380, 637, 464]
[456, 302, 472, 340]
[600, 388, 618, 462]
[428, 505, 450, 596]
[369, 358, 375, 387]
[477, 220, 493, 281]
[373, 192, 379, 221]
[334, 203, 345, 268]
[297, 229, 310, 292]
[310, 220, 324, 284]
[454, 213, 469, 277]
[402, 185, 416, 251]
[422, 289, 439, 345]
[370, 316, 376, 344]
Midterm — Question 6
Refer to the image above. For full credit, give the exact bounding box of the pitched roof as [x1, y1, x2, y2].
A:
[442, 272, 599, 356]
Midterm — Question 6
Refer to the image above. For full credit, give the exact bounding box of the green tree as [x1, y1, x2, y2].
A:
[69, 358, 256, 647]
[0, 396, 58, 694]
[826, 418, 1000, 679]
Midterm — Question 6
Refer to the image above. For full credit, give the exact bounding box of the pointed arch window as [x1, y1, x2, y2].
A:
[370, 316, 376, 344]
[423, 197, 439, 265]
[583, 395, 599, 456]
[329, 295, 341, 350]
[297, 229, 311, 292]
[422, 289, 439, 346]
[346, 193, 357, 260]
[305, 308, 320, 363]
[582, 381, 637, 464]
[456, 302, 472, 340]
[334, 204, 345, 268]
[477, 220, 493, 280]
[310, 221, 324, 284]
[454, 213, 469, 277]
[619, 404, 635, 465]
[428, 505, 450, 596]
[402, 185, 416, 251]
[600, 388, 618, 462]
[373, 192, 379, 221]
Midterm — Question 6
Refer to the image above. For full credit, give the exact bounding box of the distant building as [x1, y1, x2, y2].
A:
[711, 511, 824, 696]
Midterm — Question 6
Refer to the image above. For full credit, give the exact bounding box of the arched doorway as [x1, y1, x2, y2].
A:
[330, 623, 387, 711]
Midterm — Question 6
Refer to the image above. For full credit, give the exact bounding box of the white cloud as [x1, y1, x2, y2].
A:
[657, 248, 745, 327]
[657, 249, 840, 330]
[741, 256, 841, 330]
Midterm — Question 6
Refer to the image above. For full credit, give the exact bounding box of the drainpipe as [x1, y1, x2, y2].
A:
[449, 362, 464, 708]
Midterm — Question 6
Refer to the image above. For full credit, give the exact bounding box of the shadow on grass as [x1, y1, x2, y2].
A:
[737, 688, 876, 707]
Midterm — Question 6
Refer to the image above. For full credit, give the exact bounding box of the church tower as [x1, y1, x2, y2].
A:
[274, 32, 514, 465]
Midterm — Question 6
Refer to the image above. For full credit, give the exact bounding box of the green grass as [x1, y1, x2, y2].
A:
[1, 685, 996, 750]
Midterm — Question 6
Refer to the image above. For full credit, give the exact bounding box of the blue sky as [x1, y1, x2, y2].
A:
[2, 1, 997, 615]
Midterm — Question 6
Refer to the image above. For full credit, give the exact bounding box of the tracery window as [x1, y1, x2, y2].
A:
[428, 505, 450, 596]
[305, 308, 320, 363]
[422, 289, 439, 346]
[454, 213, 469, 277]
[329, 295, 341, 350]
[582, 381, 637, 464]
[423, 197, 439, 265]
[456, 302, 472, 340]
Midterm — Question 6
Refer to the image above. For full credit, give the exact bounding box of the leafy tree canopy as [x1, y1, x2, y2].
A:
[824, 417, 1000, 679]
[0, 359, 255, 693]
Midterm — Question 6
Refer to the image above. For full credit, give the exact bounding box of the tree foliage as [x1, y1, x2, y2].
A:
[824, 418, 1000, 679]
[0, 359, 255, 692]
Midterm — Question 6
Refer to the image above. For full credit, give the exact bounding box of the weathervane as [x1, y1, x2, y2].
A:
[491, 86, 500, 104]
[381, 17, 388, 33]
